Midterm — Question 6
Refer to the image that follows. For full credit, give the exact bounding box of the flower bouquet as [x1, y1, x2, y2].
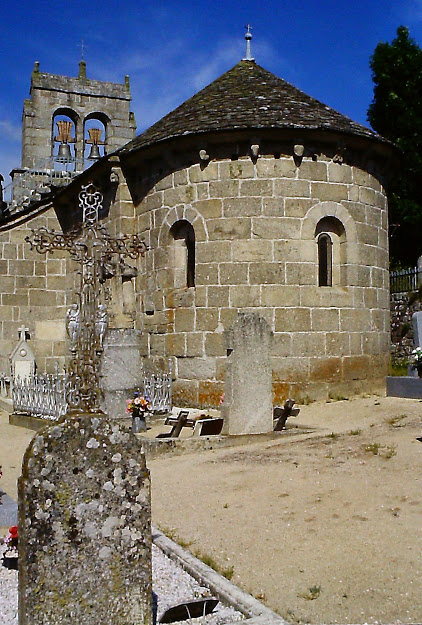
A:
[126, 392, 151, 433]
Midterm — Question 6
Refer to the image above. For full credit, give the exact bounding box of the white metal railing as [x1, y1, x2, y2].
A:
[3, 156, 96, 214]
[7, 366, 172, 421]
[143, 371, 172, 413]
[12, 373, 69, 421]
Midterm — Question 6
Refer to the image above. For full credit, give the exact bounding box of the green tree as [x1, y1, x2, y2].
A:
[368, 26, 422, 267]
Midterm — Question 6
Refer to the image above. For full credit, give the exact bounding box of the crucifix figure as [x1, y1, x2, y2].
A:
[26, 182, 147, 413]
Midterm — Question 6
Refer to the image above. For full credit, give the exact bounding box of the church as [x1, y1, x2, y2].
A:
[0, 33, 397, 408]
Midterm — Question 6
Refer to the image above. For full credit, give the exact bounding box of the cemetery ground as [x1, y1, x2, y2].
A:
[1, 395, 421, 624]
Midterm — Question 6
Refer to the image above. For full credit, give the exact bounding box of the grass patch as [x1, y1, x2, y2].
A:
[365, 442, 381, 455]
[386, 414, 407, 428]
[364, 442, 397, 459]
[389, 361, 409, 377]
[328, 393, 349, 402]
[298, 585, 321, 600]
[383, 444, 397, 459]
[327, 432, 339, 439]
[349, 428, 362, 435]
[194, 550, 234, 580]
[161, 527, 194, 548]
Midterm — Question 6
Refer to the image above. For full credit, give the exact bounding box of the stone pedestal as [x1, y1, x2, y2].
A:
[100, 328, 143, 419]
[18, 412, 152, 625]
[221, 313, 273, 435]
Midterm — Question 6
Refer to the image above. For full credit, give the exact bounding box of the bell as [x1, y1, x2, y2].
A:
[88, 144, 101, 160]
[57, 143, 72, 161]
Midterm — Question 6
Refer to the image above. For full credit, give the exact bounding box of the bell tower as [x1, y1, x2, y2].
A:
[20, 60, 136, 170]
[7, 60, 136, 212]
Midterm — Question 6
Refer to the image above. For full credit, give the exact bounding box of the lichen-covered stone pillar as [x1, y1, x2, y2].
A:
[18, 413, 152, 625]
[221, 312, 273, 435]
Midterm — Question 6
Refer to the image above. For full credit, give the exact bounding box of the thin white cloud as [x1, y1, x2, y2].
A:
[0, 119, 21, 142]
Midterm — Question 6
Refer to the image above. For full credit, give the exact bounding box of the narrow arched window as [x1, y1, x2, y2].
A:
[315, 216, 346, 287]
[169, 220, 195, 288]
[318, 233, 333, 286]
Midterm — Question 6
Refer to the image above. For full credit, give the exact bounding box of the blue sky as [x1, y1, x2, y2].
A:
[1, 0, 422, 188]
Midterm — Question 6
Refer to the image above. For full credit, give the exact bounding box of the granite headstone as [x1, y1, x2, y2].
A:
[221, 312, 273, 435]
[18, 413, 152, 625]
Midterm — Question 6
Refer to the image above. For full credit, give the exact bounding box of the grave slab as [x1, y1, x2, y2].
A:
[386, 376, 422, 399]
[412, 311, 422, 348]
[18, 412, 152, 625]
[221, 312, 273, 435]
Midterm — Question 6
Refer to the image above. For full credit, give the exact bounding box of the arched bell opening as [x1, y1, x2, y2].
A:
[84, 112, 109, 164]
[52, 108, 79, 170]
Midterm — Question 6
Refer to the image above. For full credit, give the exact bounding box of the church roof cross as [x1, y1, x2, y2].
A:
[243, 24, 255, 62]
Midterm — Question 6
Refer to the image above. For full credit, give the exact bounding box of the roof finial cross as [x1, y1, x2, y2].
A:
[243, 24, 255, 62]
[79, 39, 86, 61]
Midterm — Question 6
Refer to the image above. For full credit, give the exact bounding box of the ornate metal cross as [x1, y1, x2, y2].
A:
[26, 182, 147, 413]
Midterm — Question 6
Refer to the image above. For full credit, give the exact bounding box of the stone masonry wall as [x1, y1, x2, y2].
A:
[0, 209, 74, 374]
[0, 144, 389, 406]
[124, 148, 389, 406]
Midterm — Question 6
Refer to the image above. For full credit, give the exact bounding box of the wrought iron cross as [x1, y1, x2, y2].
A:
[26, 182, 147, 413]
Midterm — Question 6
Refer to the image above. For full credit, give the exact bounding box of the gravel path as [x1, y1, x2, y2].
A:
[0, 543, 243, 625]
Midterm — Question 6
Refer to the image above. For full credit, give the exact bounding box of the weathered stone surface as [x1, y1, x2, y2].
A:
[222, 313, 273, 435]
[100, 329, 144, 419]
[412, 311, 422, 348]
[19, 413, 152, 625]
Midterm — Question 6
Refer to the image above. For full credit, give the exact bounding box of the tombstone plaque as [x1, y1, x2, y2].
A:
[221, 312, 273, 435]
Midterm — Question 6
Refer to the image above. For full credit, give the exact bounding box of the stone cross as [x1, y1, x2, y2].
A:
[18, 326, 29, 340]
[26, 182, 147, 412]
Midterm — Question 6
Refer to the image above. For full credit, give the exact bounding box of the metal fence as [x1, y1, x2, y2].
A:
[143, 371, 172, 413]
[3, 157, 91, 214]
[390, 267, 422, 295]
[12, 373, 69, 421]
[7, 368, 172, 421]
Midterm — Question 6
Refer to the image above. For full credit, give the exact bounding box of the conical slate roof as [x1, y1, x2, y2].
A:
[119, 60, 383, 155]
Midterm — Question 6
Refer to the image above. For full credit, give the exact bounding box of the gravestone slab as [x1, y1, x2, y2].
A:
[221, 313, 273, 435]
[100, 328, 144, 419]
[412, 311, 422, 348]
[19, 413, 152, 625]
[386, 376, 422, 399]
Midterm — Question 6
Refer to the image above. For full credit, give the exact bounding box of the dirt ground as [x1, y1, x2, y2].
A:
[148, 395, 422, 625]
[1, 395, 421, 624]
